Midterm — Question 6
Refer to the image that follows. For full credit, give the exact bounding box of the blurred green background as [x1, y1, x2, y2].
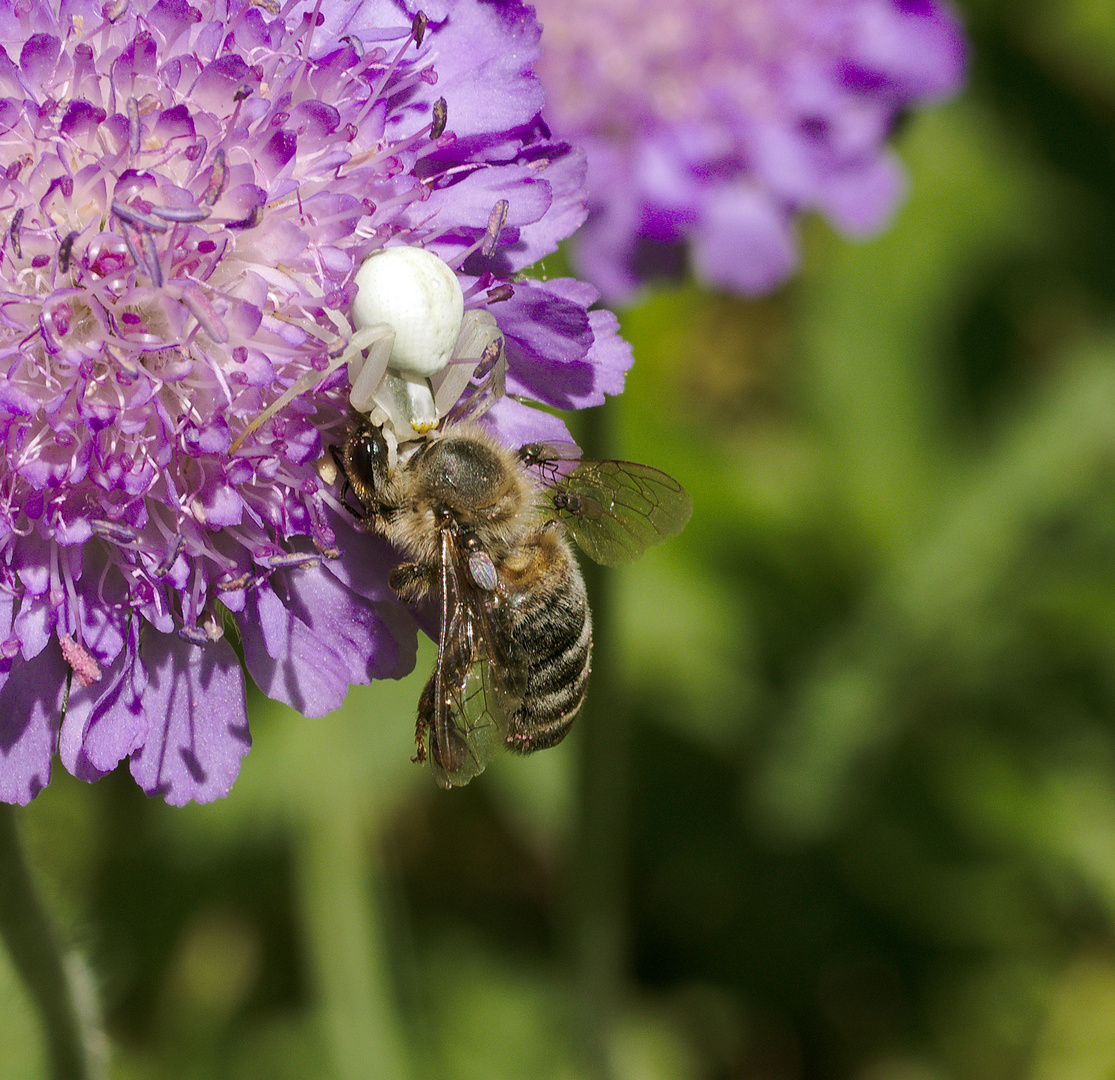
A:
[10, 1, 1115, 1076]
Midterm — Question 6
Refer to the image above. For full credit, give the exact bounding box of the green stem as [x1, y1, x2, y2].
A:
[0, 803, 101, 1080]
[571, 402, 628, 1080]
[293, 808, 409, 1080]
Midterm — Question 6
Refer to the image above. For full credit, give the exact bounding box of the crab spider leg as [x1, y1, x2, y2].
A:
[347, 323, 397, 410]
[229, 322, 395, 454]
[430, 309, 505, 416]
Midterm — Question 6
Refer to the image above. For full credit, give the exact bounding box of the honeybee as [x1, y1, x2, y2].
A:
[337, 419, 692, 787]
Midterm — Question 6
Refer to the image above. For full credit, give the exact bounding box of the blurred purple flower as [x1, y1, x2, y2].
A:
[532, 0, 967, 302]
[0, 0, 629, 805]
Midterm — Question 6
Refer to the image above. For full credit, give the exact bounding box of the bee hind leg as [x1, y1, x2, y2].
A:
[412, 676, 434, 765]
[389, 561, 435, 603]
[412, 719, 428, 765]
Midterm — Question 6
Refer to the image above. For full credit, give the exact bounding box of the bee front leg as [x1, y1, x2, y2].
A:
[389, 561, 435, 603]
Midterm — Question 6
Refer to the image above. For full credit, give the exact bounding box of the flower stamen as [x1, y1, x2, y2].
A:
[367, 10, 432, 106]
[127, 96, 141, 155]
[110, 202, 168, 234]
[9, 209, 24, 260]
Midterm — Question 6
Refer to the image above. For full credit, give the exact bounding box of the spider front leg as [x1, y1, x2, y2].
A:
[230, 321, 396, 454]
[430, 308, 507, 422]
[345, 322, 398, 414]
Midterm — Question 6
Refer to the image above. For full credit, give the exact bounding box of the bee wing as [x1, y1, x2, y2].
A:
[546, 459, 693, 567]
[426, 652, 519, 789]
[423, 537, 527, 789]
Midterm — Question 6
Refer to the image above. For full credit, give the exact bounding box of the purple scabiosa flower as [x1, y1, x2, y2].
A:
[532, 0, 967, 302]
[0, 0, 630, 805]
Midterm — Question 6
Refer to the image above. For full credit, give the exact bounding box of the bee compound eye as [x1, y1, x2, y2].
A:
[346, 426, 389, 493]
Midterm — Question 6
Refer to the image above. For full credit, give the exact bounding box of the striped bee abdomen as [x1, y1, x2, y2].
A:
[502, 534, 593, 754]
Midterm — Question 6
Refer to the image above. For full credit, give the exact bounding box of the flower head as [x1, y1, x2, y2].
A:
[532, 0, 967, 302]
[0, 0, 630, 805]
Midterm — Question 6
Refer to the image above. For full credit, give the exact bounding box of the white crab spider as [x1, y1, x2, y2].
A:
[230, 246, 505, 466]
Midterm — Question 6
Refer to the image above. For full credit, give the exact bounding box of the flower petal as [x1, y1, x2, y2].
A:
[499, 278, 631, 408]
[130, 633, 250, 806]
[405, 0, 545, 137]
[59, 621, 147, 782]
[241, 567, 410, 718]
[0, 643, 66, 805]
[691, 186, 798, 295]
[480, 396, 575, 448]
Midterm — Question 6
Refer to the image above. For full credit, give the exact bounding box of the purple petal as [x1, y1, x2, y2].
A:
[146, 0, 203, 46]
[405, 0, 545, 138]
[411, 164, 555, 238]
[241, 566, 409, 717]
[569, 176, 645, 303]
[321, 515, 409, 604]
[59, 99, 107, 137]
[154, 102, 195, 140]
[321, 0, 544, 137]
[481, 395, 575, 448]
[634, 133, 706, 232]
[505, 141, 588, 268]
[12, 530, 52, 596]
[586, 307, 634, 397]
[317, 0, 412, 38]
[19, 32, 60, 86]
[261, 129, 298, 177]
[849, 2, 968, 100]
[130, 632, 250, 806]
[817, 151, 906, 236]
[498, 278, 630, 409]
[0, 590, 15, 693]
[194, 477, 244, 528]
[75, 571, 129, 670]
[690, 187, 798, 295]
[14, 595, 57, 662]
[0, 380, 41, 416]
[189, 53, 259, 112]
[0, 642, 66, 805]
[59, 621, 147, 782]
